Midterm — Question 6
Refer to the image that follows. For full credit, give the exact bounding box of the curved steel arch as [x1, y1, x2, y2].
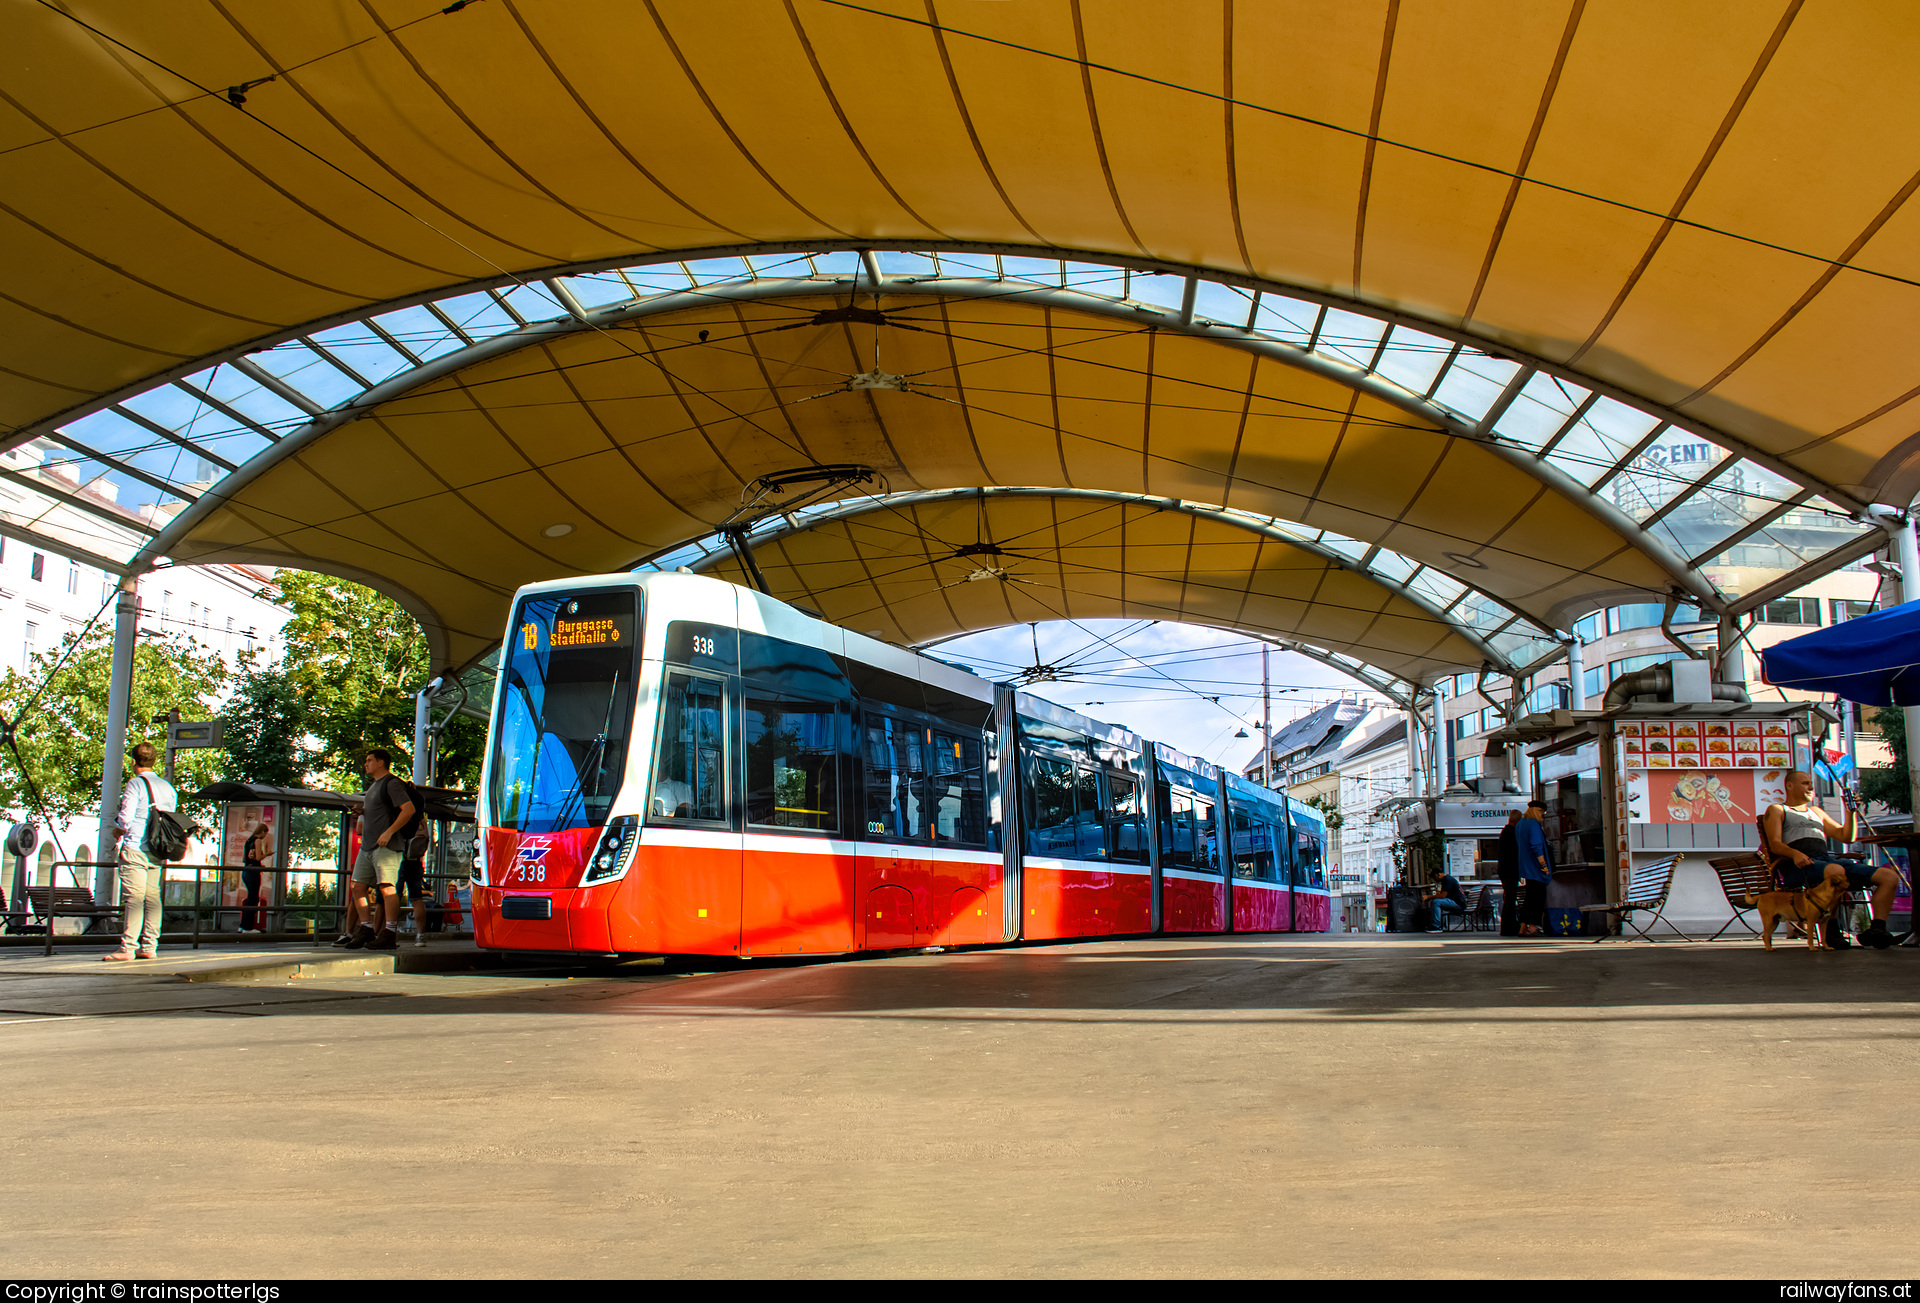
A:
[129, 271, 1721, 624]
[664, 485, 1539, 678]
[19, 238, 1869, 526]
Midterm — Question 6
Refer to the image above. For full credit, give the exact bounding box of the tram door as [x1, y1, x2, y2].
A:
[630, 670, 743, 954]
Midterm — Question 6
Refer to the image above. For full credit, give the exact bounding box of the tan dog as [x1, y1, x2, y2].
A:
[1755, 878, 1845, 951]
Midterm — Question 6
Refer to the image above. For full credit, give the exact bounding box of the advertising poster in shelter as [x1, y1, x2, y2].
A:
[220, 802, 278, 924]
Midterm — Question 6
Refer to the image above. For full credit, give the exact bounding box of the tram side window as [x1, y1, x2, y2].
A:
[1027, 756, 1077, 858]
[1163, 789, 1218, 873]
[1231, 809, 1278, 880]
[654, 673, 726, 822]
[743, 691, 839, 833]
[1107, 773, 1146, 864]
[1293, 830, 1326, 888]
[864, 712, 926, 839]
[1073, 765, 1106, 861]
[929, 728, 986, 845]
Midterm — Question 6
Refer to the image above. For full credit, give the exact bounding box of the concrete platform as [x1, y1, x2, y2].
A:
[2, 931, 1915, 1277]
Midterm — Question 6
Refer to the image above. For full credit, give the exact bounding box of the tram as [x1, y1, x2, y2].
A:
[473, 572, 1333, 958]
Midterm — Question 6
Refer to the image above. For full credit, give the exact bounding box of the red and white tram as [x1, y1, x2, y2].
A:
[472, 573, 1333, 958]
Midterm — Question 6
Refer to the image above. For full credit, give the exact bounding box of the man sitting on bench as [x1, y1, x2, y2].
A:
[1422, 868, 1468, 931]
[1762, 769, 1896, 950]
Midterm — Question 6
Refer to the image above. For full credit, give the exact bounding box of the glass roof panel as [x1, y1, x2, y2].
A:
[1369, 551, 1418, 584]
[1312, 310, 1388, 371]
[187, 363, 309, 434]
[1407, 567, 1467, 607]
[1694, 497, 1878, 605]
[554, 271, 634, 309]
[998, 255, 1063, 284]
[1250, 295, 1317, 345]
[875, 251, 942, 279]
[368, 306, 466, 363]
[1190, 280, 1252, 326]
[1605, 428, 1733, 523]
[248, 344, 360, 410]
[1124, 271, 1188, 313]
[61, 410, 211, 493]
[1541, 401, 1663, 487]
[1490, 628, 1559, 663]
[678, 256, 755, 285]
[496, 282, 562, 322]
[1372, 327, 1453, 395]
[1493, 372, 1589, 451]
[307, 321, 414, 388]
[427, 290, 519, 341]
[1429, 352, 1523, 421]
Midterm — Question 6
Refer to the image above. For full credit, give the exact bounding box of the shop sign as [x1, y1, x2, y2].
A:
[1433, 798, 1528, 830]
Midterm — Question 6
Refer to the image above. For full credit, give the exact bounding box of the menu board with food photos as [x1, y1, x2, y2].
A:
[1617, 719, 1793, 769]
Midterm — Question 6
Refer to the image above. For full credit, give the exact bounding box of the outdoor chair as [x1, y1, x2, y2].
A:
[1435, 888, 1479, 932]
[1582, 855, 1682, 942]
[1707, 851, 1776, 940]
[1467, 885, 1495, 932]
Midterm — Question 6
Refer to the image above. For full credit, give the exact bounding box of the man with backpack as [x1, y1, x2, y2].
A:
[336, 749, 417, 952]
[105, 741, 179, 961]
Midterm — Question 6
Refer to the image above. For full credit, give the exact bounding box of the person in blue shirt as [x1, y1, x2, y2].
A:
[1515, 801, 1554, 936]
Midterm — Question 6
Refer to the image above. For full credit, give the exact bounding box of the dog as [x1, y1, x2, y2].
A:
[1754, 878, 1845, 951]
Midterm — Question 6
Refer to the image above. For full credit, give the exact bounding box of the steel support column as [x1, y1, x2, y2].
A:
[1868, 509, 1920, 833]
[95, 580, 139, 903]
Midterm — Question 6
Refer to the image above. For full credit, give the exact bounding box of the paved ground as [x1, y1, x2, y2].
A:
[2, 931, 1914, 1278]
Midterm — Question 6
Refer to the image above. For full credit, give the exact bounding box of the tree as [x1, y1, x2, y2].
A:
[1305, 792, 1345, 832]
[220, 656, 311, 787]
[0, 624, 227, 831]
[272, 572, 485, 791]
[1859, 707, 1910, 815]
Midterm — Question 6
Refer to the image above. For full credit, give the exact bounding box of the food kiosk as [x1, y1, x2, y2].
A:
[1482, 699, 1834, 937]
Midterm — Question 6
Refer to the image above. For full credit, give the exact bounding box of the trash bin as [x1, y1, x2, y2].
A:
[1387, 886, 1423, 933]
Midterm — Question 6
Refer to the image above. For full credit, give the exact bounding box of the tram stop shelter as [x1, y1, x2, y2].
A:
[179, 781, 476, 944]
[1, 2, 1919, 915]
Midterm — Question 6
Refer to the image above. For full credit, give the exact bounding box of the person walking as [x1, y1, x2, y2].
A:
[397, 825, 432, 947]
[340, 749, 416, 952]
[1496, 810, 1522, 937]
[105, 741, 177, 962]
[1515, 800, 1554, 936]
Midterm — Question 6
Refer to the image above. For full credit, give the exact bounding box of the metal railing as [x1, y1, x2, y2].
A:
[5, 859, 474, 955]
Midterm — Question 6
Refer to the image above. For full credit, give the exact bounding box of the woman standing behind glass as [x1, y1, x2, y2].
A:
[240, 823, 271, 934]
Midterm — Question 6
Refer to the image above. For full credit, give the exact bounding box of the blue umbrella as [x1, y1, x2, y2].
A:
[1760, 599, 1920, 706]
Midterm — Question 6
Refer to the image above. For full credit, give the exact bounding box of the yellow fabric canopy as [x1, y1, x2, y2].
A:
[3, 0, 1914, 675]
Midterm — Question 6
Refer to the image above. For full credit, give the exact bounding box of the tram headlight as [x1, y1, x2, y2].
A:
[585, 814, 638, 884]
[471, 842, 485, 887]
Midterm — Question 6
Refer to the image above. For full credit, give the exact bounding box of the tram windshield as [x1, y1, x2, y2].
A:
[488, 589, 640, 833]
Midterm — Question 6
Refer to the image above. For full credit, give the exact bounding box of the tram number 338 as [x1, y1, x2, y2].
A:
[691, 633, 716, 656]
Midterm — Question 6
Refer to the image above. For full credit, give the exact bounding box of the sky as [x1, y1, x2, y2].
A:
[924, 617, 1389, 772]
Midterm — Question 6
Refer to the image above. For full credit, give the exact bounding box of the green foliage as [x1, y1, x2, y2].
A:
[219, 657, 311, 787]
[1859, 707, 1910, 815]
[270, 572, 484, 791]
[0, 624, 227, 827]
[1305, 793, 1344, 832]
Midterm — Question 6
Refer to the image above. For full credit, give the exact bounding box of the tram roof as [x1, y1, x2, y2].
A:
[3, 2, 1916, 690]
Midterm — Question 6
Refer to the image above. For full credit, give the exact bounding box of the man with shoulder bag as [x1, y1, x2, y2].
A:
[105, 741, 183, 962]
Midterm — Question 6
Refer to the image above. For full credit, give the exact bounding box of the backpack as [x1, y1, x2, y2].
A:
[379, 775, 425, 843]
[138, 774, 191, 863]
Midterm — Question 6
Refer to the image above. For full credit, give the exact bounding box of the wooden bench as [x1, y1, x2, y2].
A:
[1582, 855, 1680, 942]
[23, 886, 120, 935]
